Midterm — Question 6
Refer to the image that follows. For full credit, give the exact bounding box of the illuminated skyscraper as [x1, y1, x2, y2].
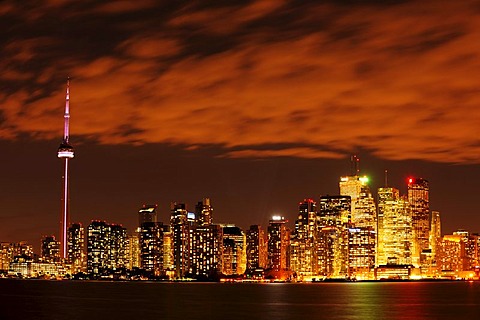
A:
[339, 157, 376, 230]
[125, 234, 140, 270]
[196, 198, 213, 226]
[438, 234, 467, 273]
[170, 202, 190, 278]
[41, 235, 60, 263]
[192, 224, 223, 278]
[139, 222, 164, 275]
[138, 205, 158, 226]
[377, 188, 413, 266]
[318, 195, 351, 227]
[317, 196, 351, 278]
[246, 225, 267, 272]
[430, 211, 441, 267]
[222, 225, 246, 275]
[67, 223, 85, 273]
[348, 227, 376, 279]
[87, 221, 126, 275]
[267, 216, 289, 272]
[408, 178, 430, 257]
[290, 199, 318, 278]
[57, 79, 74, 259]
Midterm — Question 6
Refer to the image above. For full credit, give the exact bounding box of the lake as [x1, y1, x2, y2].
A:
[0, 280, 479, 319]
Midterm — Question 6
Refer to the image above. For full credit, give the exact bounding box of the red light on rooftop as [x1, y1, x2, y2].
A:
[408, 178, 413, 184]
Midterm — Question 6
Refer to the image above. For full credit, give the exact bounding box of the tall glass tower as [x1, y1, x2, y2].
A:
[57, 79, 74, 259]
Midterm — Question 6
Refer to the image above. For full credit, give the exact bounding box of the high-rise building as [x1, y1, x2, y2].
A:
[430, 211, 441, 267]
[170, 202, 190, 278]
[377, 188, 413, 266]
[408, 178, 430, 256]
[317, 196, 351, 278]
[139, 222, 164, 275]
[41, 235, 60, 263]
[125, 234, 140, 270]
[318, 195, 351, 227]
[438, 234, 467, 273]
[138, 205, 158, 227]
[290, 199, 318, 278]
[222, 225, 246, 275]
[348, 227, 376, 279]
[246, 225, 267, 272]
[87, 221, 126, 275]
[267, 216, 289, 272]
[195, 198, 213, 226]
[57, 79, 74, 259]
[67, 223, 85, 273]
[192, 224, 223, 278]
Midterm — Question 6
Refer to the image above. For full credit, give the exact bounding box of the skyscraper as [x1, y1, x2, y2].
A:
[41, 235, 60, 263]
[195, 198, 213, 226]
[87, 221, 126, 275]
[139, 222, 164, 276]
[290, 199, 318, 279]
[377, 187, 413, 266]
[170, 202, 190, 278]
[318, 196, 351, 278]
[67, 223, 85, 273]
[222, 225, 246, 275]
[267, 216, 289, 272]
[408, 178, 430, 257]
[430, 211, 441, 267]
[138, 205, 158, 227]
[57, 79, 74, 259]
[246, 225, 267, 272]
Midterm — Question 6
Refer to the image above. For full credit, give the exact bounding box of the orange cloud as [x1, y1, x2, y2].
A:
[1, 0, 480, 163]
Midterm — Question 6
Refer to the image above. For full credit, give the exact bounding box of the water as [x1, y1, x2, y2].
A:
[0, 280, 479, 320]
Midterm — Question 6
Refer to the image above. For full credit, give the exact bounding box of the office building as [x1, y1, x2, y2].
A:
[67, 223, 85, 273]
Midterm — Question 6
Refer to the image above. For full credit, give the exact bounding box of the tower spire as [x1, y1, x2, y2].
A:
[58, 78, 75, 260]
[64, 78, 70, 143]
[384, 169, 388, 187]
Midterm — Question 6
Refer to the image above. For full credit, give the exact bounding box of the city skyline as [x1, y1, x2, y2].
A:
[1, 1, 480, 249]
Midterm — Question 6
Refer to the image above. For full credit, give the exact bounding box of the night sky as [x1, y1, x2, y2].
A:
[1, 0, 480, 251]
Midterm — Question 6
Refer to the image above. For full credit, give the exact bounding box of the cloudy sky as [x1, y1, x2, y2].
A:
[1, 0, 480, 249]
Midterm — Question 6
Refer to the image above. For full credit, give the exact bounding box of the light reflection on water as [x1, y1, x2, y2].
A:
[0, 280, 479, 320]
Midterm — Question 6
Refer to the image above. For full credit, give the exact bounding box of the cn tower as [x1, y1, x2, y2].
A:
[57, 79, 74, 259]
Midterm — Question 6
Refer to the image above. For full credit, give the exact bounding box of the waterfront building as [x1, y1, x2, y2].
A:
[408, 178, 430, 257]
[41, 235, 60, 263]
[67, 223, 85, 273]
[430, 211, 441, 267]
[125, 233, 140, 269]
[377, 188, 413, 266]
[222, 225, 246, 275]
[438, 234, 467, 274]
[192, 224, 223, 277]
[317, 196, 351, 278]
[267, 216, 289, 272]
[290, 199, 318, 279]
[246, 225, 267, 272]
[139, 222, 164, 275]
[0, 242, 33, 271]
[348, 227, 376, 279]
[170, 202, 190, 278]
[87, 221, 127, 275]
